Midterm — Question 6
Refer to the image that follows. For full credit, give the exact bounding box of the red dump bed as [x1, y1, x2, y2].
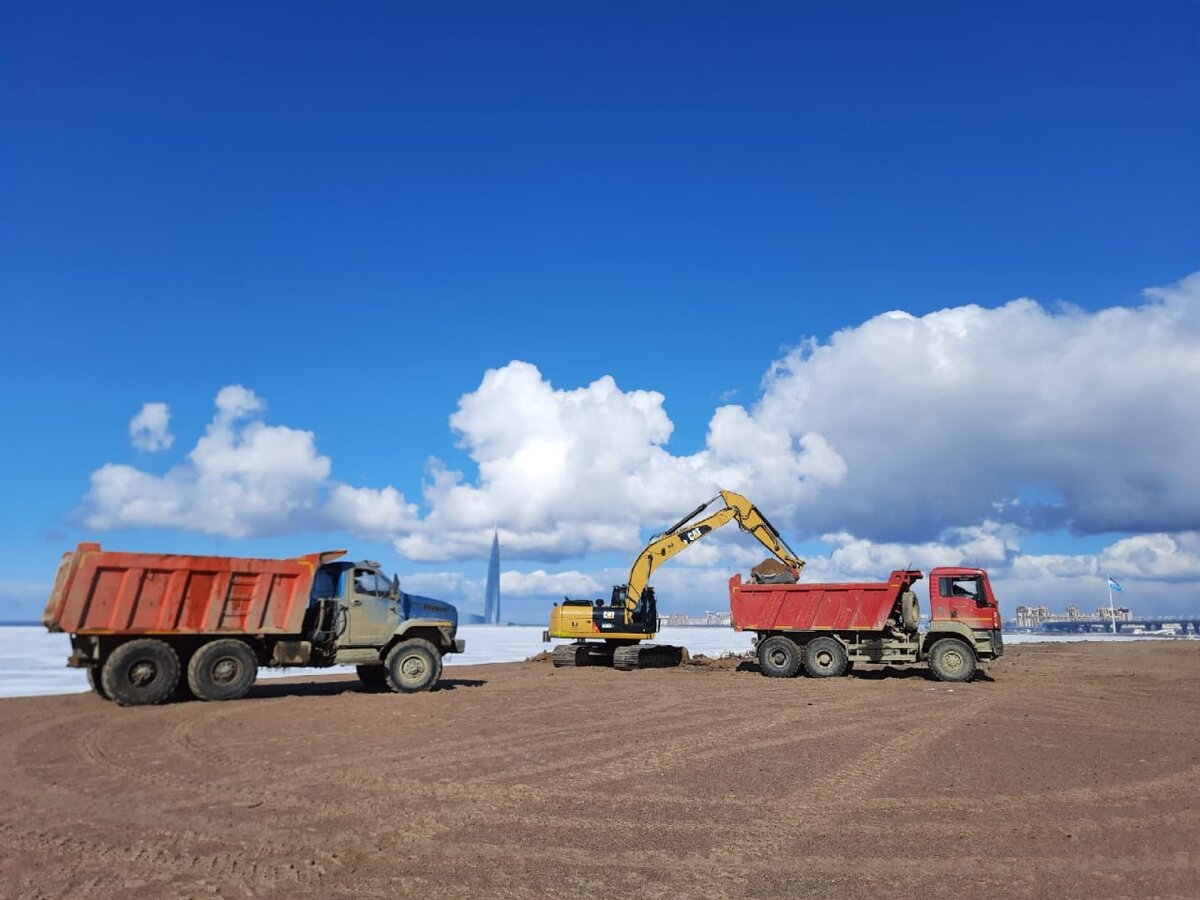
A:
[729, 569, 923, 633]
[42, 542, 339, 636]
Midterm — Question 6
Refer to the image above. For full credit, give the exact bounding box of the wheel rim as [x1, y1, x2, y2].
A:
[814, 650, 833, 670]
[942, 648, 965, 672]
[212, 657, 241, 685]
[128, 660, 158, 686]
[399, 654, 428, 684]
[768, 648, 788, 667]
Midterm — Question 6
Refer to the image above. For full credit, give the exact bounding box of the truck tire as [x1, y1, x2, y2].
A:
[926, 638, 977, 682]
[101, 639, 180, 707]
[901, 590, 921, 631]
[803, 636, 849, 678]
[188, 639, 258, 702]
[758, 635, 802, 678]
[384, 639, 443, 693]
[87, 666, 111, 701]
[356, 664, 389, 691]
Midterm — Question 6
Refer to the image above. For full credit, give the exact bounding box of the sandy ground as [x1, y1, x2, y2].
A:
[1, 642, 1198, 899]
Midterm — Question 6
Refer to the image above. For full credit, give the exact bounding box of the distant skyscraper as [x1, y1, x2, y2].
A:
[483, 529, 501, 624]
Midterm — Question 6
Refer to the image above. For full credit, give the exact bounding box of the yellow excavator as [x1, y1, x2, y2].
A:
[546, 490, 804, 670]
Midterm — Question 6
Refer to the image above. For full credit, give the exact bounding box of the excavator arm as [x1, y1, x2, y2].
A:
[620, 490, 804, 624]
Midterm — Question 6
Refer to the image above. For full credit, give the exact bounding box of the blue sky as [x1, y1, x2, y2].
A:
[2, 1, 1198, 623]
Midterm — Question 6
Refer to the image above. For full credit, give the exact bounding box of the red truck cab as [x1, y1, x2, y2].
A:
[929, 567, 1004, 632]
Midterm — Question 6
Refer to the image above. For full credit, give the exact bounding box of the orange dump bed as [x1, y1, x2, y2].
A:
[729, 569, 922, 633]
[42, 542, 331, 636]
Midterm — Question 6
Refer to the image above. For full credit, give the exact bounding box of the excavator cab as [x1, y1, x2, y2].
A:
[614, 585, 656, 628]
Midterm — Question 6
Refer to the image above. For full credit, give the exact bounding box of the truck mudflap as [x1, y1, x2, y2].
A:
[992, 628, 1004, 656]
[452, 638, 466, 654]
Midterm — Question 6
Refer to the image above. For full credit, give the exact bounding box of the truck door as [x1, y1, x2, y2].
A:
[345, 568, 397, 646]
[936, 574, 995, 630]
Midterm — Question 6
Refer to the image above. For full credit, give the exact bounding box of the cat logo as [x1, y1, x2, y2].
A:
[602, 611, 615, 619]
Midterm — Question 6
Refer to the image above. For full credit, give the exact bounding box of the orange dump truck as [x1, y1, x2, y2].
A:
[43, 542, 464, 705]
[729, 567, 1004, 681]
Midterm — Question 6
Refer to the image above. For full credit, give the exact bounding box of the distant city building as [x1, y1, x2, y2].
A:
[1015, 604, 1132, 629]
[483, 530, 501, 624]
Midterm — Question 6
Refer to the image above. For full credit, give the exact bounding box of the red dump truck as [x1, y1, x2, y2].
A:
[729, 567, 1003, 681]
[43, 542, 464, 706]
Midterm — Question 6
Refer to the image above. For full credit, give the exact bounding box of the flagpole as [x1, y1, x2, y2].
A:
[1106, 574, 1117, 635]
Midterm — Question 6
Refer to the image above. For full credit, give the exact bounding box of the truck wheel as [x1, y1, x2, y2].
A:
[385, 639, 443, 693]
[101, 639, 180, 707]
[758, 636, 802, 678]
[188, 639, 258, 702]
[926, 638, 977, 682]
[356, 665, 389, 691]
[803, 636, 848, 678]
[87, 667, 111, 701]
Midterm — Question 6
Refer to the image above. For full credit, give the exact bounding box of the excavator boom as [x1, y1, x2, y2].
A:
[546, 489, 803, 669]
[621, 490, 804, 621]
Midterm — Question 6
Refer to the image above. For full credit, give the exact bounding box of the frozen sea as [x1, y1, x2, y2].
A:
[0, 624, 1162, 699]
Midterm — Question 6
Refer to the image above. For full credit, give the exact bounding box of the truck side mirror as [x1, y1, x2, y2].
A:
[391, 574, 400, 598]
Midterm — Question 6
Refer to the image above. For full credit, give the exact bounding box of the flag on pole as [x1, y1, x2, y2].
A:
[1108, 576, 1123, 593]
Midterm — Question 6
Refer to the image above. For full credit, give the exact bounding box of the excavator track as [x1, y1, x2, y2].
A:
[552, 643, 616, 668]
[612, 644, 688, 671]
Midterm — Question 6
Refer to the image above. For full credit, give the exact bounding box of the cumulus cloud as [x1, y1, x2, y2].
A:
[822, 521, 1021, 577]
[745, 272, 1200, 541]
[1101, 532, 1200, 580]
[88, 386, 331, 536]
[86, 385, 424, 538]
[393, 361, 844, 561]
[392, 272, 1200, 563]
[129, 402, 173, 452]
[500, 569, 603, 597]
[326, 485, 420, 535]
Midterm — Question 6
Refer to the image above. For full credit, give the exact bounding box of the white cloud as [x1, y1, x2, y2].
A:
[1101, 532, 1200, 580]
[393, 272, 1200, 562]
[87, 385, 423, 539]
[326, 485, 420, 535]
[500, 569, 602, 597]
[822, 521, 1021, 577]
[87, 386, 333, 537]
[744, 272, 1200, 541]
[393, 360, 843, 561]
[129, 402, 173, 452]
[1010, 552, 1096, 581]
[991, 531, 1200, 618]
